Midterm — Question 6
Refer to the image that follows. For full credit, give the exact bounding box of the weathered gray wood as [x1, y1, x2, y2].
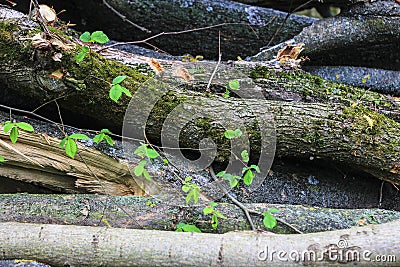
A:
[0, 220, 399, 266]
[12, 0, 316, 59]
[0, 123, 143, 195]
[251, 1, 400, 71]
[0, 194, 399, 234]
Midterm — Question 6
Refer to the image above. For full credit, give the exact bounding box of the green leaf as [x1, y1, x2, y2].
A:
[93, 133, 104, 143]
[16, 122, 34, 132]
[241, 150, 249, 163]
[175, 222, 185, 232]
[224, 129, 236, 139]
[76, 51, 87, 63]
[10, 127, 18, 143]
[112, 75, 126, 85]
[146, 148, 159, 159]
[210, 202, 218, 207]
[250, 165, 261, 173]
[234, 128, 242, 137]
[216, 171, 225, 177]
[109, 84, 123, 103]
[211, 214, 218, 229]
[103, 135, 114, 146]
[120, 86, 132, 97]
[223, 89, 230, 98]
[243, 170, 254, 185]
[228, 80, 240, 90]
[0, 156, 5, 162]
[91, 31, 109, 44]
[182, 224, 201, 233]
[181, 184, 190, 193]
[192, 188, 199, 203]
[81, 45, 90, 53]
[142, 169, 152, 181]
[76, 46, 90, 62]
[134, 160, 147, 176]
[79, 32, 91, 42]
[100, 129, 112, 134]
[60, 137, 67, 148]
[262, 212, 277, 229]
[69, 133, 90, 140]
[229, 178, 238, 188]
[214, 211, 227, 219]
[65, 138, 78, 159]
[203, 207, 213, 215]
[185, 190, 194, 204]
[184, 176, 192, 182]
[134, 144, 147, 157]
[134, 165, 144, 176]
[3, 122, 14, 133]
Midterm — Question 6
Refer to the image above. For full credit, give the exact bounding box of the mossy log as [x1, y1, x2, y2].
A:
[0, 220, 399, 266]
[0, 194, 399, 234]
[0, 7, 399, 186]
[12, 0, 315, 59]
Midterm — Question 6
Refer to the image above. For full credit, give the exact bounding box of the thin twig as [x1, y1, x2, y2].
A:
[209, 167, 303, 234]
[209, 166, 255, 230]
[30, 0, 51, 35]
[96, 22, 266, 52]
[265, 0, 314, 48]
[102, 0, 151, 33]
[31, 95, 66, 113]
[379, 181, 384, 208]
[206, 31, 222, 92]
[247, 208, 303, 234]
[54, 100, 65, 133]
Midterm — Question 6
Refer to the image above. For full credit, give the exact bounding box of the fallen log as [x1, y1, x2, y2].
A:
[251, 0, 400, 71]
[0, 6, 399, 186]
[12, 0, 316, 59]
[0, 220, 399, 266]
[0, 194, 399, 234]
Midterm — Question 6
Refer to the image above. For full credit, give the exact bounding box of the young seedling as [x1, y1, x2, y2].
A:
[133, 143, 160, 181]
[109, 76, 132, 103]
[203, 202, 227, 230]
[0, 156, 5, 162]
[76, 31, 110, 62]
[224, 128, 242, 139]
[242, 164, 260, 186]
[262, 208, 279, 229]
[223, 79, 240, 98]
[93, 129, 114, 146]
[60, 133, 90, 159]
[182, 176, 200, 204]
[175, 222, 201, 233]
[3, 121, 34, 143]
[216, 171, 241, 188]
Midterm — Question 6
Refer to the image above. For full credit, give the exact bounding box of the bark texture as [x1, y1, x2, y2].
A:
[0, 6, 399, 186]
[12, 0, 315, 59]
[0, 221, 399, 266]
[251, 0, 400, 71]
[0, 194, 399, 234]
